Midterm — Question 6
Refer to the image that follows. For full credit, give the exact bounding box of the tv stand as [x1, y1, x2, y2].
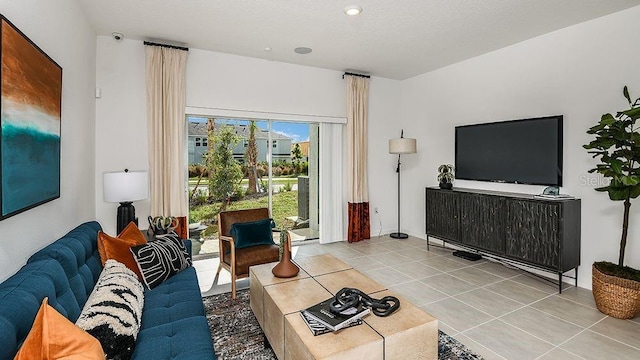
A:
[425, 187, 581, 293]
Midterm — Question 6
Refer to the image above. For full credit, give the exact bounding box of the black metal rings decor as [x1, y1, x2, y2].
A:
[329, 287, 400, 317]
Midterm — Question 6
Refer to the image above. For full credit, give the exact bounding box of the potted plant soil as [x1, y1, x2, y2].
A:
[584, 86, 640, 319]
[438, 164, 455, 190]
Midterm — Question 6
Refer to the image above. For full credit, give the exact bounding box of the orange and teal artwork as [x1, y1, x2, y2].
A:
[1, 15, 61, 219]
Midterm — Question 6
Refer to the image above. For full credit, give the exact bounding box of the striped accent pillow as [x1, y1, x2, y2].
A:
[76, 260, 144, 359]
[129, 232, 191, 289]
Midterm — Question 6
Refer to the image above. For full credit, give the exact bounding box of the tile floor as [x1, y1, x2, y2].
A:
[193, 236, 640, 360]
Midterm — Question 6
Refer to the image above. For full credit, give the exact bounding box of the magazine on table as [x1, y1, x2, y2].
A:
[299, 311, 363, 336]
[301, 297, 370, 332]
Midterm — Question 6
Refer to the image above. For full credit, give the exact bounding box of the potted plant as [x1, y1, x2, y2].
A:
[583, 85, 640, 319]
[437, 164, 455, 190]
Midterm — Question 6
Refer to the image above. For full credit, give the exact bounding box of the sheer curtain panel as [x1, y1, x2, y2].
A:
[319, 123, 345, 244]
[145, 44, 188, 238]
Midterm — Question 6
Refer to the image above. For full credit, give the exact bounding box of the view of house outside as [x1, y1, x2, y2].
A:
[186, 117, 318, 258]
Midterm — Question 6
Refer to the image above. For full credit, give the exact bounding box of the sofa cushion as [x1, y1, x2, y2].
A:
[230, 218, 276, 249]
[76, 260, 144, 359]
[133, 267, 216, 360]
[0, 260, 85, 359]
[161, 232, 192, 258]
[133, 264, 216, 359]
[130, 232, 191, 289]
[27, 221, 103, 308]
[98, 221, 147, 263]
[140, 267, 206, 328]
[98, 222, 147, 280]
[15, 298, 104, 360]
[132, 316, 216, 359]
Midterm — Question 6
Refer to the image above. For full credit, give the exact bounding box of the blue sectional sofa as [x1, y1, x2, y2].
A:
[0, 221, 216, 359]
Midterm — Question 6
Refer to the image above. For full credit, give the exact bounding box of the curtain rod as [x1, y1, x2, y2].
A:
[143, 41, 189, 52]
[342, 72, 370, 79]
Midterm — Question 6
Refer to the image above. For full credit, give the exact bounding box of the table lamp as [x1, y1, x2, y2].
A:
[103, 169, 149, 234]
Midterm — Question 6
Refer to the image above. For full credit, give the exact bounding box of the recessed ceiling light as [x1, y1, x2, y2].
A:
[344, 5, 362, 16]
[264, 47, 272, 52]
[294, 47, 312, 55]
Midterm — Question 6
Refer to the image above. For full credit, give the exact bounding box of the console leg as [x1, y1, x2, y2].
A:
[426, 236, 430, 251]
[575, 268, 578, 288]
[558, 273, 562, 294]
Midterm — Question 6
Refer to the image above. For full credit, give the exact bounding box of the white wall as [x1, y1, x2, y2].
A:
[95, 37, 149, 235]
[0, 0, 97, 281]
[94, 39, 401, 236]
[395, 6, 640, 288]
[186, 49, 346, 118]
[368, 77, 403, 236]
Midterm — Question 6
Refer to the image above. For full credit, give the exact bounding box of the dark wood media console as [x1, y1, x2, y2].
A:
[425, 187, 581, 293]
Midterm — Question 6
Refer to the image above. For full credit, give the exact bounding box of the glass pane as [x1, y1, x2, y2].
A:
[271, 121, 319, 242]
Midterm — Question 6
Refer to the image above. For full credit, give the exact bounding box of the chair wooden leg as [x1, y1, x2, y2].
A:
[216, 262, 222, 275]
[231, 267, 237, 299]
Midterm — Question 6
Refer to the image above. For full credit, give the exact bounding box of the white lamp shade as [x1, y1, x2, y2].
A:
[389, 138, 417, 154]
[103, 170, 149, 203]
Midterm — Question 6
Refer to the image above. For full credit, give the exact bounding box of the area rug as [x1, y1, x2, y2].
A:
[203, 289, 483, 360]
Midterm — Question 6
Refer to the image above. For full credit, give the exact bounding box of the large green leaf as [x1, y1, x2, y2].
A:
[611, 159, 623, 174]
[622, 107, 640, 119]
[621, 176, 640, 186]
[601, 113, 617, 125]
[608, 188, 629, 201]
[624, 86, 631, 105]
[585, 138, 616, 150]
[586, 125, 603, 134]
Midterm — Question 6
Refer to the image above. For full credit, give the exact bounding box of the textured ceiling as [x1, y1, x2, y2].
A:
[77, 0, 640, 80]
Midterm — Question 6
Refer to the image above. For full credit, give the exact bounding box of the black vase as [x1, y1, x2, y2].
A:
[439, 182, 453, 190]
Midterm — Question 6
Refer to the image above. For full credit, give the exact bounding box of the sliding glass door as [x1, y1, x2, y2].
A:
[186, 116, 320, 258]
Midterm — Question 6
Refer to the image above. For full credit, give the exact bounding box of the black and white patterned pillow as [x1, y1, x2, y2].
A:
[76, 259, 144, 360]
[153, 231, 191, 261]
[129, 232, 191, 289]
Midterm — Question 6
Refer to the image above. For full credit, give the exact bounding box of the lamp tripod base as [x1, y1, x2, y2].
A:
[390, 232, 409, 239]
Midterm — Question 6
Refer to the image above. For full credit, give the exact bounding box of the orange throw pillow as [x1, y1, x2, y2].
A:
[14, 298, 104, 360]
[97, 222, 147, 280]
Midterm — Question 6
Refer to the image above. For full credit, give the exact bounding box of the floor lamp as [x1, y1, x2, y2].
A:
[388, 130, 417, 239]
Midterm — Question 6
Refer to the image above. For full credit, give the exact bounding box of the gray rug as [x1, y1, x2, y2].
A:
[203, 289, 483, 360]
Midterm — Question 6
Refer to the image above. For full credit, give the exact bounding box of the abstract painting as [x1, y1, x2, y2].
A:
[0, 15, 61, 219]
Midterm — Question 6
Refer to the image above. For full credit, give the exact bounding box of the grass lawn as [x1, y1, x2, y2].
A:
[189, 176, 301, 186]
[190, 191, 298, 234]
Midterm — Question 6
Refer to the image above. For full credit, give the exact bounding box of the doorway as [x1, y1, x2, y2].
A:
[186, 116, 320, 258]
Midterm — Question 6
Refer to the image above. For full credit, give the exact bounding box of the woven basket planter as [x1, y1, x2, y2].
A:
[592, 264, 640, 319]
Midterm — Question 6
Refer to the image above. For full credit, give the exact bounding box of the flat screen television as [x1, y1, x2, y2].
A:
[455, 115, 563, 186]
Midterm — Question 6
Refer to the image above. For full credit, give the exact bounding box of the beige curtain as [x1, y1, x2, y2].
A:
[145, 45, 188, 235]
[346, 75, 370, 242]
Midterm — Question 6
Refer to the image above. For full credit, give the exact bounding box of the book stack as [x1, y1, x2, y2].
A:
[300, 298, 370, 336]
